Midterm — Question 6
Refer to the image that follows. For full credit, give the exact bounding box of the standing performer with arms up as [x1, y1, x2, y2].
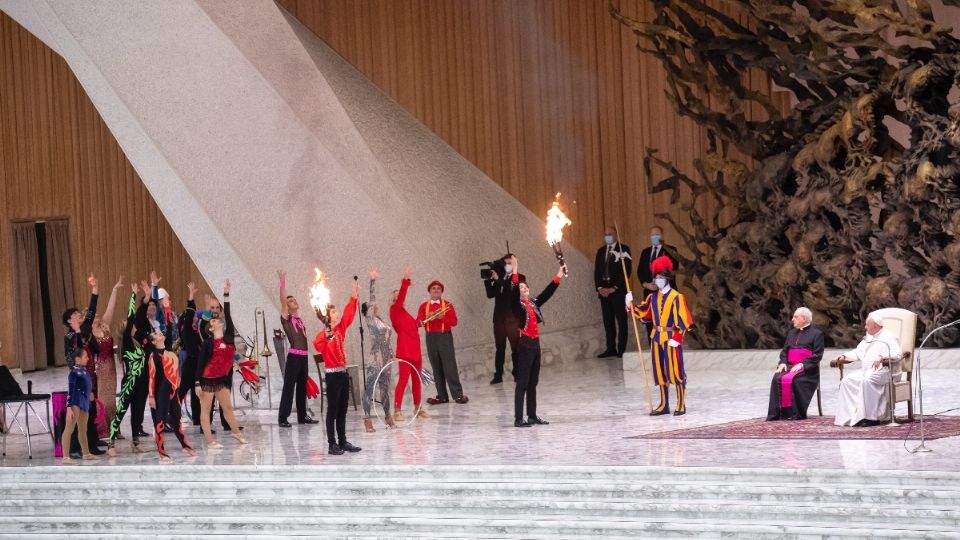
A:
[509, 255, 565, 428]
[313, 279, 362, 455]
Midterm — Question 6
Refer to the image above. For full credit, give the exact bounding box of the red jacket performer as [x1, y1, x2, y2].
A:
[418, 279, 468, 405]
[390, 264, 430, 421]
[313, 279, 362, 455]
[509, 256, 565, 427]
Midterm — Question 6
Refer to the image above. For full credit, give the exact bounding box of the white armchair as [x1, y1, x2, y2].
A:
[871, 307, 917, 421]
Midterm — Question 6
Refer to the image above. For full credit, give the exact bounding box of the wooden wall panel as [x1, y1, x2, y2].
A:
[0, 11, 211, 370]
[278, 0, 783, 288]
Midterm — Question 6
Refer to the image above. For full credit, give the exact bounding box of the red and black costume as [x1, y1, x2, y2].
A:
[196, 317, 236, 393]
[148, 349, 192, 457]
[391, 278, 422, 411]
[313, 296, 358, 449]
[511, 273, 560, 426]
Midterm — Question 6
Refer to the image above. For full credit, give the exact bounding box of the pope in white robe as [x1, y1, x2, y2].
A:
[832, 311, 902, 427]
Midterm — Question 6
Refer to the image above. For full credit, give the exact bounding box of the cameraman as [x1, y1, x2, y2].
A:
[483, 254, 519, 384]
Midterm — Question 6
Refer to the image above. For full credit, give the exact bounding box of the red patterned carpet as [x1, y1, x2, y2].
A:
[628, 415, 960, 440]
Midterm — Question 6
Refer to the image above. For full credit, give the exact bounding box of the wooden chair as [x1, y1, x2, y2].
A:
[312, 354, 358, 414]
[832, 308, 916, 422]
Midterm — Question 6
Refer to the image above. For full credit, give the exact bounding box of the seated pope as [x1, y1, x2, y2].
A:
[767, 307, 825, 421]
[830, 311, 902, 427]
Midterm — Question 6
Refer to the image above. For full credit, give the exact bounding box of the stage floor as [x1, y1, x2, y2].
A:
[3, 357, 959, 471]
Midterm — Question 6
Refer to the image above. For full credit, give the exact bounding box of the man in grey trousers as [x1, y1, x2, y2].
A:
[418, 280, 469, 405]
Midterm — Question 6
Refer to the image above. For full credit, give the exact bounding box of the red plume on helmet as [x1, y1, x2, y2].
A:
[650, 255, 674, 277]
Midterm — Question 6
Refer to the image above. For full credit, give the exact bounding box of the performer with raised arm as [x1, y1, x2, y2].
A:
[147, 330, 195, 462]
[62, 273, 105, 456]
[196, 280, 248, 447]
[509, 255, 565, 428]
[626, 256, 694, 416]
[177, 282, 203, 425]
[106, 283, 148, 456]
[391, 264, 429, 421]
[313, 279, 362, 455]
[91, 276, 124, 439]
[361, 269, 396, 432]
[277, 270, 317, 428]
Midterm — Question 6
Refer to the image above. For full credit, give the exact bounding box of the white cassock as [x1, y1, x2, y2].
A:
[834, 328, 902, 426]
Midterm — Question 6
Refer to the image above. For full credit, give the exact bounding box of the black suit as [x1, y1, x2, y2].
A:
[636, 244, 679, 340]
[636, 244, 678, 289]
[594, 243, 632, 356]
[484, 274, 519, 379]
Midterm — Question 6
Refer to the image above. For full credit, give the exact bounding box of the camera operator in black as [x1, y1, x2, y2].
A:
[483, 254, 519, 385]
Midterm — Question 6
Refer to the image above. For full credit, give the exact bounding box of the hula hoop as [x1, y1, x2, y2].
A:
[370, 359, 426, 429]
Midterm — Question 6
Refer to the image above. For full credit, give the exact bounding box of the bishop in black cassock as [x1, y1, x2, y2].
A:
[767, 309, 825, 420]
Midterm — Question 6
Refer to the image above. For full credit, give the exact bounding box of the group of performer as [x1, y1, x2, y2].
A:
[60, 272, 247, 463]
[56, 224, 903, 464]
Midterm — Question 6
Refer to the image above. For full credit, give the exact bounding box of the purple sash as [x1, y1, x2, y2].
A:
[779, 348, 812, 408]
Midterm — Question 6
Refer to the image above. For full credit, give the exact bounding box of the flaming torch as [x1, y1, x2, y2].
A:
[546, 192, 572, 275]
[309, 268, 332, 327]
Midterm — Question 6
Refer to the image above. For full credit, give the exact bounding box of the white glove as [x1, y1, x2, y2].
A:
[624, 292, 633, 306]
[667, 339, 680, 348]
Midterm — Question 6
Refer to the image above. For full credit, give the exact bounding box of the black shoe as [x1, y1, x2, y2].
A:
[528, 416, 550, 425]
[490, 376, 503, 385]
[299, 417, 319, 425]
[278, 421, 292, 428]
[339, 441, 361, 452]
[672, 410, 686, 416]
[221, 425, 244, 431]
[134, 429, 150, 437]
[163, 423, 175, 433]
[328, 443, 345, 455]
[597, 350, 616, 358]
[88, 446, 106, 455]
[69, 451, 82, 459]
[514, 420, 532, 428]
[649, 409, 671, 416]
[96, 439, 108, 449]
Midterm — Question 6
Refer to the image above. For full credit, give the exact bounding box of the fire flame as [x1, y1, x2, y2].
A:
[309, 268, 331, 315]
[546, 192, 572, 245]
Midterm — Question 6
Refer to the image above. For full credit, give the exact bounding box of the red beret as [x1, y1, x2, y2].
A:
[427, 280, 444, 292]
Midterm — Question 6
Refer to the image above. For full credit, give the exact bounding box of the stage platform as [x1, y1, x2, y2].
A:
[2, 350, 959, 538]
[2, 348, 959, 469]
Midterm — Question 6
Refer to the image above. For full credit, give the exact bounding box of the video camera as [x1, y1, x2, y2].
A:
[479, 257, 508, 280]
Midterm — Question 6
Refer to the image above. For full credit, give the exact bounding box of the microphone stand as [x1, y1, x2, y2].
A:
[354, 276, 367, 401]
[911, 318, 960, 453]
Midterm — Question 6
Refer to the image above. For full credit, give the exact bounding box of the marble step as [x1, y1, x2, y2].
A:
[6, 480, 959, 507]
[2, 515, 959, 539]
[3, 464, 958, 488]
[1, 497, 957, 528]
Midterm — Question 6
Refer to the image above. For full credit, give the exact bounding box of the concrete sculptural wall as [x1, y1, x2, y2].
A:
[0, 0, 598, 377]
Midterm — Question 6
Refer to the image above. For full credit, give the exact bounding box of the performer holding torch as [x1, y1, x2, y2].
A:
[312, 272, 362, 455]
[509, 255, 566, 427]
[546, 193, 572, 275]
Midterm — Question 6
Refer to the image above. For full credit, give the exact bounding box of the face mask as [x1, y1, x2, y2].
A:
[651, 234, 661, 246]
[655, 278, 667, 289]
[604, 235, 615, 245]
[504, 264, 513, 274]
